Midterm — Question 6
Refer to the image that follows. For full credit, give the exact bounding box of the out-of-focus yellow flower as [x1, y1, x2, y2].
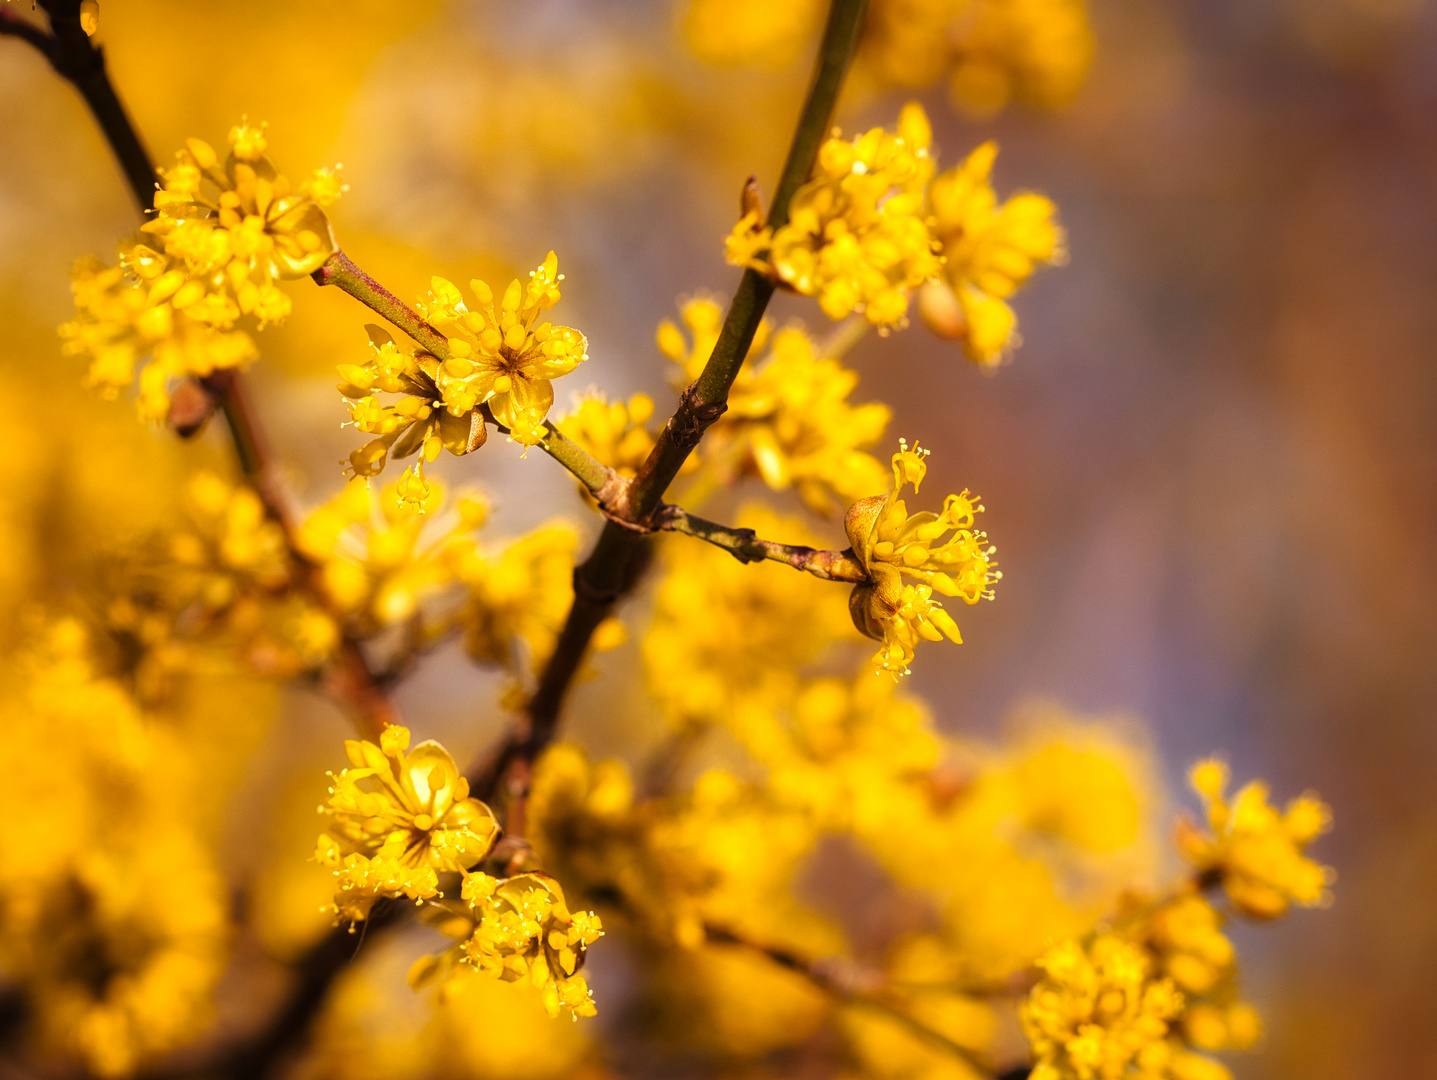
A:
[418, 252, 588, 445]
[845, 440, 998, 674]
[759, 675, 940, 834]
[727, 103, 941, 328]
[338, 326, 489, 480]
[64, 255, 258, 421]
[659, 313, 891, 514]
[317, 725, 499, 923]
[451, 523, 577, 676]
[655, 294, 772, 385]
[644, 506, 854, 726]
[456, 872, 603, 1019]
[161, 470, 337, 677]
[860, 0, 1095, 116]
[296, 475, 482, 635]
[918, 141, 1065, 365]
[555, 391, 657, 502]
[681, 0, 826, 68]
[63, 120, 344, 419]
[1176, 759, 1334, 920]
[0, 622, 231, 1078]
[1022, 935, 1184, 1080]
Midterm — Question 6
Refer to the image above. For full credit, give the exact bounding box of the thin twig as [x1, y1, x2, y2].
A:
[703, 924, 997, 1075]
[471, 0, 871, 819]
[655, 505, 868, 582]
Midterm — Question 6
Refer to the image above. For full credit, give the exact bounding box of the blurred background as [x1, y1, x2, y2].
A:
[1, 0, 1434, 1077]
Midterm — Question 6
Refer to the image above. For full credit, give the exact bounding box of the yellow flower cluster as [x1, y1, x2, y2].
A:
[861, 0, 1095, 116]
[1141, 894, 1261, 1061]
[451, 522, 577, 677]
[657, 300, 891, 514]
[415, 252, 589, 445]
[297, 476, 480, 632]
[316, 725, 499, 923]
[1177, 759, 1334, 919]
[919, 141, 1066, 365]
[1022, 935, 1185, 1080]
[338, 326, 489, 481]
[554, 391, 657, 502]
[0, 622, 235, 1077]
[527, 744, 822, 956]
[845, 441, 998, 675]
[727, 103, 941, 328]
[455, 872, 604, 1019]
[166, 471, 335, 673]
[62, 120, 343, 420]
[726, 103, 1063, 358]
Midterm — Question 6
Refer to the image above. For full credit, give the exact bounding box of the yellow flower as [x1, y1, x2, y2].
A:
[63, 255, 258, 422]
[844, 440, 998, 675]
[418, 252, 589, 445]
[1176, 759, 1334, 920]
[727, 103, 941, 328]
[338, 326, 488, 479]
[655, 295, 772, 386]
[317, 725, 499, 923]
[918, 141, 1065, 365]
[458, 872, 604, 1019]
[451, 523, 578, 676]
[295, 476, 483, 633]
[860, 0, 1094, 116]
[62, 120, 343, 418]
[554, 392, 656, 503]
[1022, 935, 1184, 1080]
[676, 323, 892, 515]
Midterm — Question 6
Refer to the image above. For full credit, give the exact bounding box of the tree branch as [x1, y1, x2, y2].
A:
[470, 0, 871, 818]
[655, 505, 868, 582]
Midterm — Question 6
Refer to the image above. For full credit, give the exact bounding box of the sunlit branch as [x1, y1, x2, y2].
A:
[655, 504, 868, 582]
[313, 250, 617, 499]
[471, 0, 872, 822]
[703, 924, 998, 1076]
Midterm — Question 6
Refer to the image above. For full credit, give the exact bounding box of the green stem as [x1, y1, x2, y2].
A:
[656, 505, 867, 582]
[313, 251, 615, 497]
